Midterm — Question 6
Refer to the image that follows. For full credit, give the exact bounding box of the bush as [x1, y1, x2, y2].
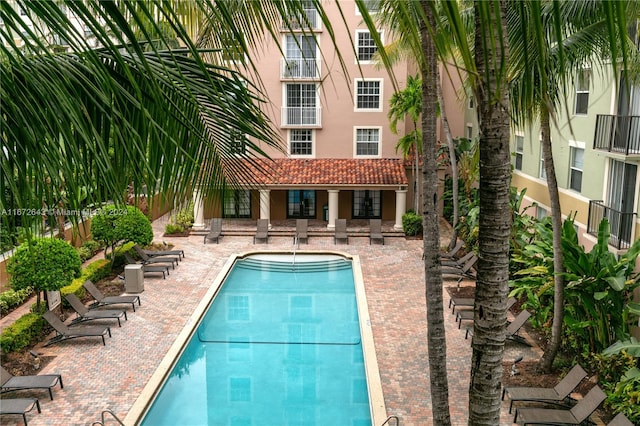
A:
[60, 258, 112, 303]
[402, 210, 423, 236]
[91, 205, 153, 258]
[173, 202, 194, 229]
[0, 312, 45, 353]
[7, 238, 82, 293]
[76, 239, 102, 262]
[165, 223, 185, 235]
[0, 287, 34, 316]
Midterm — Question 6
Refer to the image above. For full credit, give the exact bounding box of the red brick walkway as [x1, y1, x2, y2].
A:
[1, 218, 541, 425]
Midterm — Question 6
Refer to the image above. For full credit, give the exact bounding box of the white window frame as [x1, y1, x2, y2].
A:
[539, 143, 547, 180]
[354, 126, 381, 158]
[356, 0, 380, 15]
[283, 83, 319, 126]
[466, 124, 473, 139]
[355, 29, 383, 63]
[289, 129, 315, 157]
[569, 141, 585, 192]
[574, 67, 591, 115]
[354, 78, 383, 112]
[514, 133, 525, 171]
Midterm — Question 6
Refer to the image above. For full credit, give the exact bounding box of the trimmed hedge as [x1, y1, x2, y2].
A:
[0, 312, 45, 353]
[1, 258, 113, 353]
[60, 258, 112, 303]
[0, 287, 34, 316]
[402, 210, 423, 236]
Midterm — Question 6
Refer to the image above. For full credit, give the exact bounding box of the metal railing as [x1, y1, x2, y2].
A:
[280, 9, 320, 30]
[281, 106, 322, 127]
[593, 114, 640, 155]
[281, 58, 320, 79]
[91, 409, 125, 426]
[381, 415, 400, 426]
[587, 200, 637, 250]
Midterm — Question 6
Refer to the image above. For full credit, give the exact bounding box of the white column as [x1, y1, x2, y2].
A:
[394, 188, 408, 230]
[192, 187, 205, 230]
[327, 189, 340, 230]
[259, 189, 271, 228]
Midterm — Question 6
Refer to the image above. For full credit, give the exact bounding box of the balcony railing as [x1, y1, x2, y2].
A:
[281, 9, 319, 31]
[281, 58, 319, 79]
[281, 106, 321, 127]
[587, 200, 637, 250]
[593, 114, 640, 155]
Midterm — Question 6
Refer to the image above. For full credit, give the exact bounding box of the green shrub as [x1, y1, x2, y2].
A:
[0, 312, 45, 353]
[604, 366, 640, 424]
[165, 223, 185, 235]
[91, 205, 153, 258]
[7, 238, 82, 294]
[0, 287, 34, 316]
[60, 258, 112, 303]
[173, 202, 194, 229]
[402, 210, 423, 236]
[76, 239, 102, 262]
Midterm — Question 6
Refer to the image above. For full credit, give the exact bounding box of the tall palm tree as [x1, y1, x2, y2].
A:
[508, 0, 640, 372]
[388, 74, 422, 213]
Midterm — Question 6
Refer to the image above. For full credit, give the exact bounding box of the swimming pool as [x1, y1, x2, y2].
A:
[126, 252, 386, 425]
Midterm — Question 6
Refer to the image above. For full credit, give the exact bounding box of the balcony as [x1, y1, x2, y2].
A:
[281, 9, 320, 31]
[280, 58, 319, 79]
[281, 107, 321, 127]
[587, 200, 637, 250]
[593, 114, 640, 155]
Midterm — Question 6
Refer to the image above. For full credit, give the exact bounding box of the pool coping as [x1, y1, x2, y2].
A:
[124, 250, 387, 425]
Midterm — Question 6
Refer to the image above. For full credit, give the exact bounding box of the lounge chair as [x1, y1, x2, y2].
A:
[42, 311, 111, 346]
[124, 253, 169, 279]
[369, 219, 384, 245]
[456, 297, 516, 328]
[334, 219, 348, 244]
[0, 398, 41, 425]
[514, 385, 607, 425]
[65, 293, 127, 327]
[504, 309, 532, 346]
[502, 364, 588, 414]
[131, 247, 178, 269]
[253, 219, 269, 244]
[204, 218, 223, 244]
[134, 244, 182, 263]
[1, 366, 63, 400]
[449, 296, 474, 314]
[441, 240, 464, 259]
[442, 251, 476, 268]
[607, 413, 634, 426]
[83, 280, 141, 312]
[465, 309, 532, 346]
[295, 219, 308, 244]
[442, 255, 477, 283]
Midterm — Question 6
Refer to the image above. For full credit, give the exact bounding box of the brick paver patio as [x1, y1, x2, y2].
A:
[1, 218, 541, 426]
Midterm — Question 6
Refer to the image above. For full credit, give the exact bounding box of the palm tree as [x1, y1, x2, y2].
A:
[0, 1, 282, 236]
[388, 74, 422, 213]
[508, 0, 640, 372]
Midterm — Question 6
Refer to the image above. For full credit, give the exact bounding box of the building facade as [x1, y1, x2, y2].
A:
[509, 40, 640, 254]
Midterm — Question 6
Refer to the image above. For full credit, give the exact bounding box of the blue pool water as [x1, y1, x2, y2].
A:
[140, 256, 372, 425]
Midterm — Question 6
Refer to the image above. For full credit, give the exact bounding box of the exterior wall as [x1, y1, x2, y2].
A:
[242, 3, 410, 162]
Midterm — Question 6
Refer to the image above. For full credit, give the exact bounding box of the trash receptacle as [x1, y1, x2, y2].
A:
[323, 204, 328, 221]
[124, 264, 144, 293]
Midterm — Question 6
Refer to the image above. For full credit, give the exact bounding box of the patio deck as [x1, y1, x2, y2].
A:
[0, 217, 542, 426]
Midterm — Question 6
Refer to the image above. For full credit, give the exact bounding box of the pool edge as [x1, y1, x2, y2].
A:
[124, 250, 388, 425]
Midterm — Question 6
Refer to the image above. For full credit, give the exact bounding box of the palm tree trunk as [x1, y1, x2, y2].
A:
[538, 110, 565, 372]
[420, 2, 451, 424]
[468, 1, 511, 424]
[436, 77, 459, 248]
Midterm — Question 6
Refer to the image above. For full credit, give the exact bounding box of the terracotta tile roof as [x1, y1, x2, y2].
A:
[231, 158, 408, 187]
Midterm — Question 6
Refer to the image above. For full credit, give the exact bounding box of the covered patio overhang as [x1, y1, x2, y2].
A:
[193, 158, 409, 230]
